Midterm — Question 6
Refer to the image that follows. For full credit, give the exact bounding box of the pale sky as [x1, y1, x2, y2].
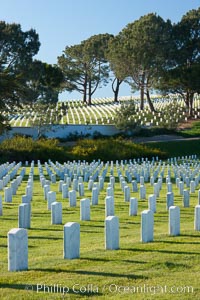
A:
[0, 0, 199, 100]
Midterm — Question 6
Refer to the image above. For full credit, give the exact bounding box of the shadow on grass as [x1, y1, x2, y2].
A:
[80, 223, 104, 229]
[29, 236, 62, 240]
[30, 227, 63, 232]
[0, 283, 101, 296]
[32, 268, 148, 280]
[158, 239, 200, 245]
[123, 246, 200, 255]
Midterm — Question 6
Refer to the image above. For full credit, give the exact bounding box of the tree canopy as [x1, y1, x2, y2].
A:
[0, 21, 65, 134]
[157, 7, 200, 115]
[58, 33, 113, 105]
[107, 14, 173, 111]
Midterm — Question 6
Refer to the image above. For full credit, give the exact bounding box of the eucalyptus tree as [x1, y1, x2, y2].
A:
[109, 13, 172, 111]
[58, 33, 113, 105]
[157, 7, 200, 116]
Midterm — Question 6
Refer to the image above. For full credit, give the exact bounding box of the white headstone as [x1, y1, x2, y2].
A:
[131, 180, 138, 192]
[51, 202, 62, 224]
[4, 187, 12, 203]
[166, 192, 174, 210]
[80, 198, 90, 221]
[183, 190, 190, 207]
[8, 228, 28, 271]
[47, 191, 56, 210]
[26, 185, 33, 200]
[169, 206, 180, 236]
[148, 194, 156, 213]
[22, 195, 30, 204]
[69, 190, 76, 207]
[141, 210, 154, 243]
[88, 179, 94, 191]
[194, 205, 200, 231]
[62, 183, 69, 199]
[64, 222, 80, 259]
[140, 185, 146, 200]
[179, 181, 184, 195]
[11, 180, 18, 195]
[0, 180, 3, 190]
[110, 176, 115, 188]
[105, 216, 119, 250]
[124, 186, 130, 202]
[107, 186, 114, 197]
[44, 184, 50, 200]
[190, 181, 195, 193]
[51, 174, 56, 183]
[18, 203, 31, 228]
[92, 187, 98, 205]
[140, 176, 144, 185]
[105, 196, 114, 217]
[78, 183, 84, 197]
[73, 178, 78, 191]
[58, 180, 64, 192]
[153, 182, 160, 198]
[167, 182, 173, 193]
[129, 197, 138, 216]
[99, 176, 104, 190]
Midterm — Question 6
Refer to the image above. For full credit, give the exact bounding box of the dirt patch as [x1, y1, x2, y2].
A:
[177, 118, 199, 130]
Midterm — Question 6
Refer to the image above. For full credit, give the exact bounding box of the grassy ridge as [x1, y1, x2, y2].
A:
[0, 163, 200, 299]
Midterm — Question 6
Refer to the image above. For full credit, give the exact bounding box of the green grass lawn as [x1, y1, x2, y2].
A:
[145, 140, 200, 158]
[0, 161, 200, 299]
[179, 121, 200, 137]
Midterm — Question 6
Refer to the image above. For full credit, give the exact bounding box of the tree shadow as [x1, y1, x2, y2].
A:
[32, 268, 148, 280]
[123, 247, 200, 255]
[29, 236, 62, 240]
[30, 227, 63, 232]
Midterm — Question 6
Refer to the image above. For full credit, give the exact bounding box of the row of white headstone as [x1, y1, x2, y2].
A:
[7, 203, 200, 271]
[3, 157, 200, 273]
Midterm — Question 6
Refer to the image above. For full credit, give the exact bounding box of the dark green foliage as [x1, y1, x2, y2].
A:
[0, 136, 69, 163]
[0, 136, 166, 163]
[70, 138, 166, 161]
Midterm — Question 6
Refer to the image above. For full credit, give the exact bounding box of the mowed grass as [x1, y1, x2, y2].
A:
[145, 140, 200, 158]
[0, 163, 200, 299]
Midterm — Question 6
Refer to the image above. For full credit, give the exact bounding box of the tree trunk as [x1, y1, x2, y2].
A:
[112, 78, 122, 102]
[185, 91, 190, 111]
[146, 89, 156, 112]
[189, 92, 194, 117]
[140, 87, 144, 110]
[83, 73, 87, 103]
[140, 72, 145, 110]
[87, 80, 92, 105]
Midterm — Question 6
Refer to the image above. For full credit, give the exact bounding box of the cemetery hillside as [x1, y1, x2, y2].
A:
[0, 6, 200, 300]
